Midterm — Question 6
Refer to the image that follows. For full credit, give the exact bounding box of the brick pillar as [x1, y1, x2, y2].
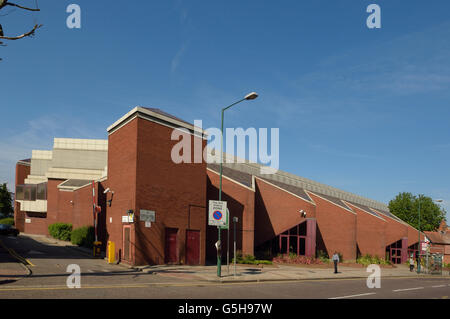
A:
[305, 218, 317, 257]
[401, 237, 408, 263]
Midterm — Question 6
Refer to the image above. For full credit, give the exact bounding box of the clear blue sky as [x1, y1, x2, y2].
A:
[1, 0, 449, 220]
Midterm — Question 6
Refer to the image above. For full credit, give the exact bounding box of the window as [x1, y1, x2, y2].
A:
[15, 183, 47, 201]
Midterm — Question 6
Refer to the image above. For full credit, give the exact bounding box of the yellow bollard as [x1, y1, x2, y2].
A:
[107, 241, 115, 264]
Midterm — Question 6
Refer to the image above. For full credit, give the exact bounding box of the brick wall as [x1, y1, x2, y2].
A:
[14, 162, 30, 232]
[206, 170, 255, 262]
[254, 178, 316, 247]
[106, 117, 138, 264]
[384, 216, 408, 247]
[346, 203, 386, 258]
[106, 116, 207, 266]
[308, 192, 357, 261]
[134, 117, 207, 265]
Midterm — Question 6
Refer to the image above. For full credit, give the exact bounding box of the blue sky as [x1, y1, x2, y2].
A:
[1, 0, 449, 220]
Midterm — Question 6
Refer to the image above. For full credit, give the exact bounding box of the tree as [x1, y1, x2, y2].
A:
[0, 183, 14, 218]
[388, 192, 446, 231]
[0, 0, 42, 61]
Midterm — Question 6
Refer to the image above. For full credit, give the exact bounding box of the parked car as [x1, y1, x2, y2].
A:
[0, 224, 19, 236]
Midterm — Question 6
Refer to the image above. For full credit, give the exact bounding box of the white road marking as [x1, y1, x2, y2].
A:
[432, 285, 446, 288]
[329, 293, 376, 299]
[393, 287, 424, 292]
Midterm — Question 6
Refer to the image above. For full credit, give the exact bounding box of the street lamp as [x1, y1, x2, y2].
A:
[217, 92, 258, 277]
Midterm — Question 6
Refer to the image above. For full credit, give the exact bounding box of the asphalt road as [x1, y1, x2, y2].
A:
[0, 235, 449, 300]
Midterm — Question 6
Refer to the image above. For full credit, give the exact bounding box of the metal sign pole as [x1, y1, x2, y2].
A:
[92, 181, 97, 243]
[217, 226, 221, 277]
[233, 217, 238, 276]
[227, 209, 230, 275]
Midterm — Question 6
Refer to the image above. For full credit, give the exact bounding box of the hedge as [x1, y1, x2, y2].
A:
[48, 223, 72, 241]
[0, 217, 14, 226]
[71, 226, 95, 248]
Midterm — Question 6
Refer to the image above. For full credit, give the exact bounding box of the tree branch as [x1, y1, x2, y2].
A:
[0, 1, 40, 12]
[0, 24, 42, 40]
[6, 2, 40, 11]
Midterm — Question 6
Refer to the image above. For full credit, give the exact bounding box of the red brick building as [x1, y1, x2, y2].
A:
[425, 221, 450, 264]
[14, 107, 425, 266]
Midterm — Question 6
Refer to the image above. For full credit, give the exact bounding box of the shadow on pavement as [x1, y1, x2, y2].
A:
[0, 235, 97, 262]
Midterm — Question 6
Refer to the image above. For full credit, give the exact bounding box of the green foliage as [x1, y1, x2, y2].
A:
[317, 250, 330, 263]
[48, 223, 72, 241]
[232, 252, 273, 265]
[0, 217, 14, 226]
[0, 183, 13, 218]
[357, 254, 391, 266]
[273, 253, 324, 265]
[389, 193, 446, 231]
[71, 226, 95, 248]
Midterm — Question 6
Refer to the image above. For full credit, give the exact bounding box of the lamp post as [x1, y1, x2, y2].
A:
[217, 92, 258, 277]
[417, 196, 422, 273]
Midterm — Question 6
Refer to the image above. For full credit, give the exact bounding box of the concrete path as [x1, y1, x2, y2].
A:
[8, 234, 450, 285]
[130, 262, 450, 284]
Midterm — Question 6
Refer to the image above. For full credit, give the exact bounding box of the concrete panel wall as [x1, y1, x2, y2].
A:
[30, 158, 52, 177]
[51, 149, 107, 170]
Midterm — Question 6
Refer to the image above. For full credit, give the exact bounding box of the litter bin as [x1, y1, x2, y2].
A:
[93, 241, 102, 257]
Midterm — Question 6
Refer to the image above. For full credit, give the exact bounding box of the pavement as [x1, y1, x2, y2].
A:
[0, 237, 31, 283]
[1, 234, 450, 300]
[2, 233, 449, 285]
[129, 262, 450, 284]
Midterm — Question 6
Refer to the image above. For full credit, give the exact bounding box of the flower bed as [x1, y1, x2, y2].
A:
[272, 254, 325, 265]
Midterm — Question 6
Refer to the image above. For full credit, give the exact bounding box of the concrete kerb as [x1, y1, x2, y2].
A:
[209, 274, 450, 284]
[0, 239, 33, 278]
[116, 263, 450, 284]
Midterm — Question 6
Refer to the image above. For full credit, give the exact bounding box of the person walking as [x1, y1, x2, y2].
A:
[409, 255, 415, 272]
[332, 252, 340, 274]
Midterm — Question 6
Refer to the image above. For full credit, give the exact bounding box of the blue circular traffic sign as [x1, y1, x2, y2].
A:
[213, 211, 223, 220]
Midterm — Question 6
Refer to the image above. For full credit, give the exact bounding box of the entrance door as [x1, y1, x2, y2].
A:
[165, 228, 178, 264]
[186, 230, 200, 265]
[123, 226, 131, 262]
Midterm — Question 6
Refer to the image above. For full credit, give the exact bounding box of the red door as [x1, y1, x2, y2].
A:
[165, 228, 178, 264]
[186, 230, 200, 265]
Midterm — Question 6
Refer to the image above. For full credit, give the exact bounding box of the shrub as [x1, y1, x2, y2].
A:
[317, 250, 330, 263]
[48, 223, 72, 241]
[0, 217, 14, 226]
[71, 226, 95, 248]
[273, 253, 324, 265]
[232, 252, 273, 265]
[357, 254, 391, 266]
